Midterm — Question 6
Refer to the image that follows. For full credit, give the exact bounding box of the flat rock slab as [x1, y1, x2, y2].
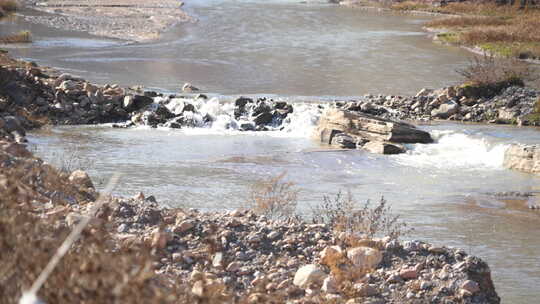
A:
[316, 108, 433, 154]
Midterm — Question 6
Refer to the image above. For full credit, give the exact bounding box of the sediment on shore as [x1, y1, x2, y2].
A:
[18, 0, 195, 42]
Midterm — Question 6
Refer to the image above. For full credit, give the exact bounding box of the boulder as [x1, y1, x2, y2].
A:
[1, 116, 26, 136]
[503, 144, 540, 174]
[321, 276, 338, 294]
[316, 109, 432, 153]
[254, 112, 273, 126]
[235, 97, 253, 108]
[58, 80, 80, 91]
[331, 133, 357, 149]
[130, 95, 154, 111]
[123, 95, 134, 109]
[182, 83, 199, 92]
[461, 280, 480, 294]
[346, 247, 383, 270]
[69, 170, 94, 189]
[498, 108, 518, 121]
[415, 88, 433, 98]
[293, 264, 326, 288]
[165, 99, 195, 115]
[320, 246, 344, 266]
[363, 141, 405, 155]
[432, 101, 459, 119]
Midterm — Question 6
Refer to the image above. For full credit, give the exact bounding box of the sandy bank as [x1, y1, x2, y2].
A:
[22, 0, 195, 42]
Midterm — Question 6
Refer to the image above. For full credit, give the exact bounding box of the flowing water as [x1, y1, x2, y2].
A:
[2, 0, 540, 302]
[1, 0, 472, 95]
[29, 100, 540, 303]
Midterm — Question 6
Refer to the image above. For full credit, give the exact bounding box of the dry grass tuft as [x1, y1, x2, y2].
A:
[312, 191, 410, 243]
[0, 151, 182, 303]
[0, 0, 18, 12]
[0, 31, 32, 44]
[248, 172, 299, 220]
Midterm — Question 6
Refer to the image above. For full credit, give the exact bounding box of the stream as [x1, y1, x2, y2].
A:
[2, 0, 540, 302]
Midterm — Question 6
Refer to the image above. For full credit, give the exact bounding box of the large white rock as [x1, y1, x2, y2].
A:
[503, 144, 540, 174]
[346, 246, 383, 270]
[293, 264, 326, 288]
[316, 109, 433, 150]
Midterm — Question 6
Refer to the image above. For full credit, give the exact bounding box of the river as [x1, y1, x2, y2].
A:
[1, 0, 472, 95]
[3, 0, 540, 302]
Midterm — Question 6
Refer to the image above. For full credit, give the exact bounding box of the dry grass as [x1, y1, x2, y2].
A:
[0, 31, 32, 44]
[0, 0, 18, 12]
[426, 16, 509, 28]
[458, 54, 534, 85]
[311, 191, 410, 242]
[456, 54, 536, 97]
[419, 1, 540, 58]
[390, 0, 431, 11]
[247, 172, 299, 220]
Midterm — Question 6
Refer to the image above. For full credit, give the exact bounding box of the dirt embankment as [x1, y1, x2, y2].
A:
[21, 0, 195, 42]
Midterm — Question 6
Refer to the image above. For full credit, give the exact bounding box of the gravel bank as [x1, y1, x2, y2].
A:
[21, 0, 194, 42]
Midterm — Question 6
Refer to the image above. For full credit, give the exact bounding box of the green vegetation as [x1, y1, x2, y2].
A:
[436, 32, 460, 44]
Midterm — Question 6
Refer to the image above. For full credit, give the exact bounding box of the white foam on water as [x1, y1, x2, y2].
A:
[156, 96, 326, 138]
[394, 130, 510, 170]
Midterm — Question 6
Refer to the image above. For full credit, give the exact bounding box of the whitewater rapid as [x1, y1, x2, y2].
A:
[146, 96, 512, 171]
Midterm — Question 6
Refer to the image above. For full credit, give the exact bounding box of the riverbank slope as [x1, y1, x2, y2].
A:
[342, 0, 540, 61]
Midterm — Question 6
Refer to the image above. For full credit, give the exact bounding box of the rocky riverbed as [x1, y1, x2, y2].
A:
[0, 134, 501, 303]
[1, 52, 538, 133]
[5, 42, 540, 304]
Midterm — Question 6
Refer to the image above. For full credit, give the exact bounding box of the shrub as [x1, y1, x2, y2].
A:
[311, 191, 410, 242]
[457, 54, 536, 97]
[0, 156, 183, 303]
[248, 172, 299, 220]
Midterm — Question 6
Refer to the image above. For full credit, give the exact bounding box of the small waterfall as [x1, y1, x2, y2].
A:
[393, 130, 510, 170]
[142, 96, 328, 138]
